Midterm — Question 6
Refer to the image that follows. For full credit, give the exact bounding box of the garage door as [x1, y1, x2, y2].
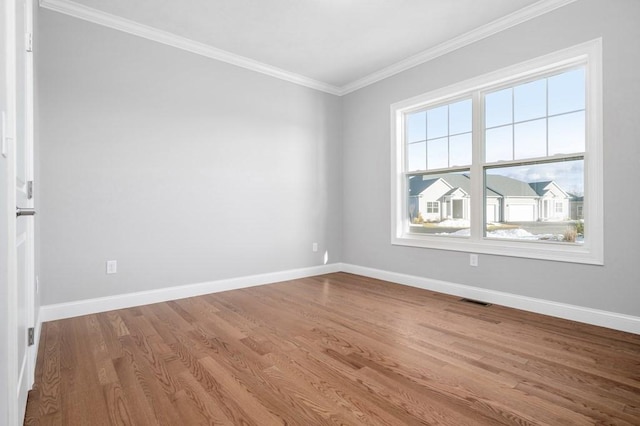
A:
[486, 205, 497, 222]
[508, 204, 535, 221]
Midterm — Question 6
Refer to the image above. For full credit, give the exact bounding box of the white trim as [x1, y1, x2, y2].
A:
[37, 0, 578, 96]
[38, 0, 342, 95]
[390, 39, 603, 265]
[24, 0, 37, 392]
[390, 39, 600, 112]
[36, 263, 639, 343]
[340, 0, 579, 95]
[39, 263, 341, 322]
[341, 264, 640, 335]
[3, 0, 20, 424]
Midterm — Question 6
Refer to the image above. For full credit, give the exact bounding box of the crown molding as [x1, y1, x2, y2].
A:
[38, 0, 342, 95]
[339, 0, 579, 95]
[40, 0, 577, 97]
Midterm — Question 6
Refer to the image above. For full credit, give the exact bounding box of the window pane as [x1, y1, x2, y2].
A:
[408, 99, 475, 173]
[406, 111, 426, 143]
[514, 119, 546, 160]
[407, 142, 426, 171]
[427, 137, 449, 169]
[449, 133, 472, 167]
[514, 79, 546, 122]
[485, 88, 512, 128]
[485, 125, 513, 163]
[549, 111, 585, 155]
[549, 68, 585, 115]
[484, 159, 584, 244]
[408, 171, 471, 236]
[449, 99, 472, 134]
[427, 105, 448, 139]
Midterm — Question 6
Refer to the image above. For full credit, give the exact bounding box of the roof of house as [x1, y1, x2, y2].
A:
[410, 174, 573, 200]
[485, 175, 540, 197]
[444, 187, 467, 196]
[409, 174, 501, 197]
[528, 181, 554, 196]
[408, 177, 440, 196]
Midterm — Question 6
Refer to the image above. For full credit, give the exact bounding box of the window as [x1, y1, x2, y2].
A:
[391, 40, 603, 264]
[407, 99, 472, 172]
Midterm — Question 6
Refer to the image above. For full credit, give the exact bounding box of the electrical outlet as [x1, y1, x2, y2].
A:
[312, 242, 318, 252]
[106, 260, 117, 274]
[470, 254, 479, 267]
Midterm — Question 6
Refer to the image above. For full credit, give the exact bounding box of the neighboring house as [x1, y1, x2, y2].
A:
[528, 181, 571, 221]
[408, 174, 473, 222]
[569, 194, 584, 220]
[486, 175, 541, 222]
[409, 174, 575, 223]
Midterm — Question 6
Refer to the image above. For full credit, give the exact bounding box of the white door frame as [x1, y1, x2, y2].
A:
[2, 0, 21, 423]
[21, 0, 36, 390]
[2, 0, 35, 423]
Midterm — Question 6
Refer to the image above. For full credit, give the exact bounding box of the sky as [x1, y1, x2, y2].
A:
[406, 67, 586, 195]
[487, 159, 584, 196]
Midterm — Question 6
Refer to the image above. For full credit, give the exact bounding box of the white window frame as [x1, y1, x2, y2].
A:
[391, 39, 603, 265]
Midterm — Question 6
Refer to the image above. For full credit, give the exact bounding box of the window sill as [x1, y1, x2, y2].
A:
[392, 233, 603, 265]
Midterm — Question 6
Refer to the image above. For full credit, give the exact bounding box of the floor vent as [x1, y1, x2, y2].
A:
[460, 298, 492, 307]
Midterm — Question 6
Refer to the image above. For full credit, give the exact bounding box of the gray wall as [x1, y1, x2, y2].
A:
[342, 0, 640, 316]
[39, 0, 640, 318]
[38, 10, 343, 305]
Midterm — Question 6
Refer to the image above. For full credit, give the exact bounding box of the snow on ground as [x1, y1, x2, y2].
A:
[437, 229, 470, 236]
[428, 220, 584, 243]
[435, 219, 470, 227]
[487, 228, 537, 239]
[437, 228, 567, 241]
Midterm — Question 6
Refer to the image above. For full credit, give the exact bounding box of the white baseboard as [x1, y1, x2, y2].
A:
[39, 263, 341, 322]
[340, 263, 640, 335]
[38, 261, 640, 335]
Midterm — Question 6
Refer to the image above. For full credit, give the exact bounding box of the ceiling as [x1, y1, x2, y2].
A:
[39, 0, 576, 94]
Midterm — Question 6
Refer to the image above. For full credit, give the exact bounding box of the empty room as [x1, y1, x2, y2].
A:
[2, 0, 640, 424]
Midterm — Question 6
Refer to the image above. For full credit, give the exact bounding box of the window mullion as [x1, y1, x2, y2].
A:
[470, 91, 484, 241]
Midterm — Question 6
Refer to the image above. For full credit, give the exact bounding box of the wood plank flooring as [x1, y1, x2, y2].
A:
[24, 272, 640, 425]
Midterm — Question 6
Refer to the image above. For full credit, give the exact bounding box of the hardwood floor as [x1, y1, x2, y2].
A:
[24, 272, 640, 425]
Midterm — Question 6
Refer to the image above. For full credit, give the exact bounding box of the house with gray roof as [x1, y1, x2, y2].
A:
[408, 174, 472, 222]
[527, 180, 571, 221]
[409, 174, 574, 223]
[569, 194, 584, 220]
